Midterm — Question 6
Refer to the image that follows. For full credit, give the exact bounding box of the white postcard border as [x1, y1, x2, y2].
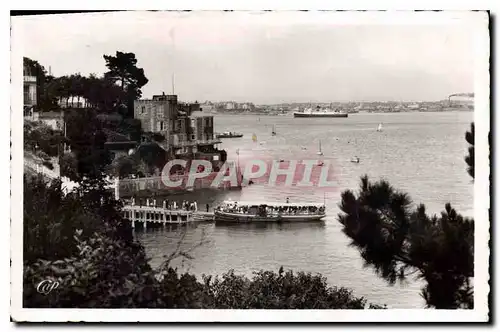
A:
[10, 10, 490, 322]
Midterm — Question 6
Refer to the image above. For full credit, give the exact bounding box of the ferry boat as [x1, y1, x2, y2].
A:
[293, 105, 348, 118]
[214, 200, 326, 223]
[216, 131, 244, 139]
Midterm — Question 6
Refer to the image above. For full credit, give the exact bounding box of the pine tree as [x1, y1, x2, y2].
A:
[465, 122, 474, 179]
[103, 51, 148, 117]
[337, 127, 475, 309]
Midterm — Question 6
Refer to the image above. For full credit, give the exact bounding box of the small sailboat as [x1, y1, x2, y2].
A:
[351, 156, 360, 163]
[252, 133, 257, 142]
[377, 123, 383, 132]
[317, 140, 323, 156]
[271, 125, 276, 136]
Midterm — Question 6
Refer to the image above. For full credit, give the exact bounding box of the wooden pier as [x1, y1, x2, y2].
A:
[122, 205, 195, 229]
[116, 182, 215, 229]
[121, 198, 215, 229]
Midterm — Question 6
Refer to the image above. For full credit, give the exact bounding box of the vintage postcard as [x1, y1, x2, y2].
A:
[10, 10, 490, 322]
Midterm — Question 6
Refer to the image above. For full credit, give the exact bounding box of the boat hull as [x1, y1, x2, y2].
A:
[293, 112, 348, 118]
[214, 211, 326, 223]
[216, 135, 243, 138]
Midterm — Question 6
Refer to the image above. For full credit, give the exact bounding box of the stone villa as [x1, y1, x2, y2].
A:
[134, 93, 227, 170]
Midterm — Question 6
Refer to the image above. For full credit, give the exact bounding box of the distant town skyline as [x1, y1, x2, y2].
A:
[16, 11, 482, 104]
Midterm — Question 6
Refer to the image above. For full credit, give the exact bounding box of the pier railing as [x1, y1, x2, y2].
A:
[122, 205, 193, 228]
[122, 202, 214, 228]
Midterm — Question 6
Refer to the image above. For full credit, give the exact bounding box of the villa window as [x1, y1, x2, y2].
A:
[24, 85, 30, 103]
[141, 106, 146, 114]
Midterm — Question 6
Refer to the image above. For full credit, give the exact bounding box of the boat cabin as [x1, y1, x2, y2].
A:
[216, 201, 326, 216]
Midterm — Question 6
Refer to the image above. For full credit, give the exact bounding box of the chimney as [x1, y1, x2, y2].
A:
[162, 92, 165, 96]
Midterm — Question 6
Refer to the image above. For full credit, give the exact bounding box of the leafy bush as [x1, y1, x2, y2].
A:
[108, 155, 140, 179]
[24, 121, 64, 157]
[24, 175, 100, 264]
[23, 230, 158, 308]
[118, 118, 142, 142]
[64, 109, 112, 181]
[203, 268, 370, 309]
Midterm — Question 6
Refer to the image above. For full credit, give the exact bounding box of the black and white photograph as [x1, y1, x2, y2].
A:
[9, 9, 490, 323]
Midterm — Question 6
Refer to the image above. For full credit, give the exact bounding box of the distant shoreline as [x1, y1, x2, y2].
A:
[212, 109, 474, 116]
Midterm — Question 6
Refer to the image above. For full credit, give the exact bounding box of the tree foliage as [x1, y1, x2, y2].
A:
[50, 74, 124, 112]
[59, 152, 79, 180]
[24, 120, 65, 157]
[337, 175, 474, 309]
[465, 122, 474, 179]
[26, 52, 148, 116]
[108, 155, 140, 179]
[64, 109, 111, 181]
[119, 118, 142, 142]
[103, 51, 149, 117]
[134, 142, 167, 174]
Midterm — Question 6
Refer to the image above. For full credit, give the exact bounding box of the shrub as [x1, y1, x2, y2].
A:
[24, 121, 63, 157]
[203, 268, 370, 309]
[109, 155, 140, 179]
[23, 230, 159, 308]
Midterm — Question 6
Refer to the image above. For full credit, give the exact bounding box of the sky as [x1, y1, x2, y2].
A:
[14, 11, 485, 104]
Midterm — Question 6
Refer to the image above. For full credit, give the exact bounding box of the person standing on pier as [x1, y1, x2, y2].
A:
[206, 203, 209, 212]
